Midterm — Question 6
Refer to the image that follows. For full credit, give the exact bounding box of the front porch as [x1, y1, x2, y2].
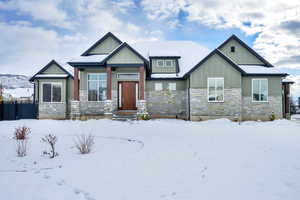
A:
[70, 65, 148, 119]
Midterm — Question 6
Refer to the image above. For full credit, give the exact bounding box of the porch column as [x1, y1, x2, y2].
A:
[74, 68, 79, 101]
[139, 66, 145, 100]
[106, 66, 112, 100]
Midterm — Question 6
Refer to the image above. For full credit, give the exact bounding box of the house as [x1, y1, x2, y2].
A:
[29, 32, 293, 121]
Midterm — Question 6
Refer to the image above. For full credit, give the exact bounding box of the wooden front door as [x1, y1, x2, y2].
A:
[119, 82, 137, 110]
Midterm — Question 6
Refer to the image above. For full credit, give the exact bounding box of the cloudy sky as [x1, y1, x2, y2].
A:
[0, 0, 300, 98]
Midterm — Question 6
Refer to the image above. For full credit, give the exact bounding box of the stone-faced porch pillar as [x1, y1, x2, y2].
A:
[137, 66, 148, 115]
[104, 66, 113, 117]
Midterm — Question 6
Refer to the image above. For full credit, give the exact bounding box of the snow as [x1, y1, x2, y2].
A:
[4, 87, 33, 98]
[132, 41, 210, 77]
[239, 65, 286, 75]
[69, 55, 108, 63]
[35, 74, 69, 78]
[150, 74, 180, 78]
[1, 119, 300, 200]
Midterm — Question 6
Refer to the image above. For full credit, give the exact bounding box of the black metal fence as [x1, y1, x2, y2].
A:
[0, 102, 38, 121]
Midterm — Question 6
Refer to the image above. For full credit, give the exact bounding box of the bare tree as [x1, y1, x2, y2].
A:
[74, 134, 95, 154]
[14, 126, 31, 140]
[42, 134, 58, 158]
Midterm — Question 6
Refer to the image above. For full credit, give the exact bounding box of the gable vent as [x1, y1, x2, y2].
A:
[230, 46, 235, 52]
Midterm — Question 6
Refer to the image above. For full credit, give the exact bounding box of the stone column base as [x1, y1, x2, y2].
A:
[70, 101, 80, 120]
[104, 100, 113, 118]
[137, 100, 148, 115]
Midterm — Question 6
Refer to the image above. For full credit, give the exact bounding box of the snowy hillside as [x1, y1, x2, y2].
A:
[0, 74, 32, 89]
[0, 119, 300, 200]
[0, 74, 33, 99]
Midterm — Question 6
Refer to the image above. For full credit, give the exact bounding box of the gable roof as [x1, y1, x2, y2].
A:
[217, 35, 274, 68]
[29, 60, 73, 82]
[184, 49, 247, 78]
[101, 42, 149, 65]
[81, 32, 122, 56]
[132, 40, 210, 77]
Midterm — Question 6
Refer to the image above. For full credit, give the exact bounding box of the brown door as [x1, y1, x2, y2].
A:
[119, 82, 137, 110]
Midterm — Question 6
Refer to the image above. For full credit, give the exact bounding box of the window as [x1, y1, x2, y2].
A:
[165, 60, 173, 67]
[252, 79, 268, 102]
[208, 78, 224, 102]
[117, 73, 139, 80]
[88, 73, 107, 101]
[157, 60, 164, 67]
[168, 83, 176, 91]
[155, 83, 163, 91]
[42, 83, 62, 103]
[155, 59, 176, 67]
[230, 46, 235, 52]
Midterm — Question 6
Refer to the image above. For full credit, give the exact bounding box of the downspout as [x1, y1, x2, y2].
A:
[37, 80, 39, 119]
[66, 78, 68, 118]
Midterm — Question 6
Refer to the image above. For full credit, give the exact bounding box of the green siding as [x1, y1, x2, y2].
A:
[151, 59, 177, 73]
[107, 47, 144, 64]
[89, 36, 120, 55]
[112, 67, 140, 90]
[146, 80, 186, 91]
[190, 53, 242, 89]
[42, 64, 65, 74]
[242, 76, 282, 97]
[219, 39, 264, 65]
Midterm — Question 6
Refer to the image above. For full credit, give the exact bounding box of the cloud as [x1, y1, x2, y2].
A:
[0, 0, 161, 76]
[141, 0, 300, 69]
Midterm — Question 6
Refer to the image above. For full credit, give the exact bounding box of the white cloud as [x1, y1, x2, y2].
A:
[141, 0, 300, 69]
[0, 0, 162, 76]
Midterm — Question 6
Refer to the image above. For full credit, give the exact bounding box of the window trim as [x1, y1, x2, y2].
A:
[252, 78, 268, 103]
[207, 77, 224, 103]
[87, 73, 107, 102]
[116, 73, 139, 80]
[41, 82, 63, 103]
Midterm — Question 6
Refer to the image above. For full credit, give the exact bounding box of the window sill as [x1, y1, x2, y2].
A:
[41, 102, 64, 104]
[208, 101, 224, 103]
[252, 101, 269, 103]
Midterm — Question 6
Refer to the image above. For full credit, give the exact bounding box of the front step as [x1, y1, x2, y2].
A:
[112, 112, 137, 121]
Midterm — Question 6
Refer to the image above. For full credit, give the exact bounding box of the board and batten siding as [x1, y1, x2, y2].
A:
[218, 39, 264, 65]
[42, 64, 66, 74]
[190, 53, 242, 89]
[107, 47, 144, 64]
[242, 76, 282, 97]
[89, 36, 121, 55]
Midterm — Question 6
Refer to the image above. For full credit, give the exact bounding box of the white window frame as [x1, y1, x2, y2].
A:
[207, 77, 224, 103]
[165, 60, 173, 67]
[117, 73, 139, 80]
[252, 78, 268, 102]
[41, 82, 63, 103]
[155, 82, 163, 91]
[87, 73, 107, 102]
[168, 83, 176, 91]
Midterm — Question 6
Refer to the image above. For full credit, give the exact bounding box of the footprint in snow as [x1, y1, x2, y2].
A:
[73, 188, 82, 195]
[56, 180, 65, 186]
[43, 174, 50, 179]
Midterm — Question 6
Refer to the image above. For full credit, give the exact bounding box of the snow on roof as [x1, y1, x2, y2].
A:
[35, 74, 69, 78]
[282, 78, 294, 83]
[238, 65, 286, 75]
[132, 41, 210, 77]
[150, 74, 181, 78]
[69, 55, 108, 63]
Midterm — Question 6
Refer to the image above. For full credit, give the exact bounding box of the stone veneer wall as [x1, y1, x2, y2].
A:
[38, 103, 66, 119]
[79, 90, 105, 115]
[146, 90, 187, 118]
[190, 88, 242, 121]
[242, 96, 282, 121]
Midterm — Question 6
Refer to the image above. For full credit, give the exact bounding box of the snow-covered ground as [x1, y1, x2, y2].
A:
[1, 119, 300, 200]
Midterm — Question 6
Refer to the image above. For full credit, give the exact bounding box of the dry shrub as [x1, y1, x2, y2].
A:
[16, 140, 27, 157]
[74, 134, 95, 154]
[42, 134, 58, 158]
[14, 126, 31, 140]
